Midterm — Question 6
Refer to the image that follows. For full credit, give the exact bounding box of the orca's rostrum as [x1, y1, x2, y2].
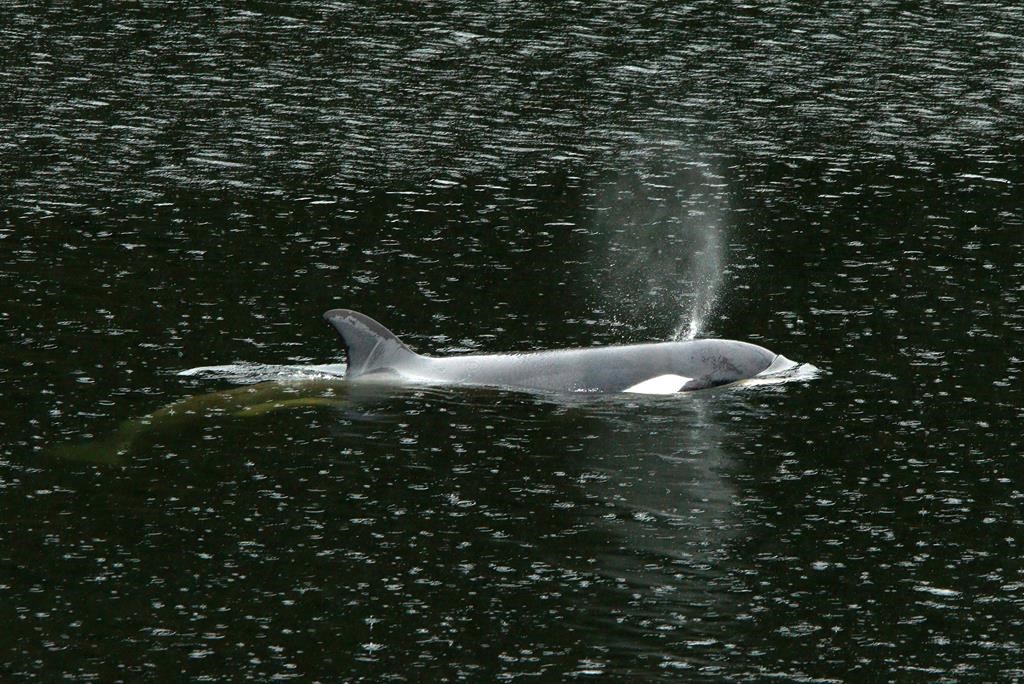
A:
[324, 309, 796, 395]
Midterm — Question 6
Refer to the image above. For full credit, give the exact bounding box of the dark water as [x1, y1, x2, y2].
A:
[3, 1, 1024, 680]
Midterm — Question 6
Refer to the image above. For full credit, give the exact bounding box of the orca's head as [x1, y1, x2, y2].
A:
[676, 339, 779, 390]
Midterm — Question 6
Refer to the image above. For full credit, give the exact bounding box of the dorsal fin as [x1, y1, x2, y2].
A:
[323, 309, 419, 378]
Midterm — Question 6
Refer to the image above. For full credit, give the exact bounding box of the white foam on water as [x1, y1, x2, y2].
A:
[733, 356, 822, 389]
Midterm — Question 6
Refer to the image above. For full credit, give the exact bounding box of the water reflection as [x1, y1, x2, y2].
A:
[273, 385, 735, 677]
[555, 394, 753, 675]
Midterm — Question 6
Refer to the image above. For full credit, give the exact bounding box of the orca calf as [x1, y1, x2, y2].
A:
[323, 309, 795, 395]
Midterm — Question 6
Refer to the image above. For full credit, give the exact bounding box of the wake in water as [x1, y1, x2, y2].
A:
[177, 362, 347, 383]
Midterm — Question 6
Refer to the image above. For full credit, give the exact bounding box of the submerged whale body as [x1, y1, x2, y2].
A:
[323, 309, 796, 395]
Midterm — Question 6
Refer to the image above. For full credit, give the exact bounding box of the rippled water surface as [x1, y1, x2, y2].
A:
[3, 1, 1023, 680]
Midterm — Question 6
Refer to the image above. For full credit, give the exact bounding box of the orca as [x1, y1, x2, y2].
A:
[323, 309, 796, 395]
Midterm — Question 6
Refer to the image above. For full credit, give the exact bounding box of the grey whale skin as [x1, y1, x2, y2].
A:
[324, 309, 791, 395]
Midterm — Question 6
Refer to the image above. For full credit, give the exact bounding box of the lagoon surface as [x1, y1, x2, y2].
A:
[3, 1, 1024, 680]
